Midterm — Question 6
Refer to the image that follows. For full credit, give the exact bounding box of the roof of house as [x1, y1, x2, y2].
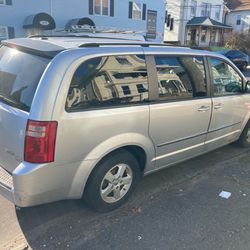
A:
[226, 0, 250, 12]
[186, 17, 232, 29]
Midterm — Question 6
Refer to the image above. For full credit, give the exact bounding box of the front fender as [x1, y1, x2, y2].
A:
[69, 133, 156, 197]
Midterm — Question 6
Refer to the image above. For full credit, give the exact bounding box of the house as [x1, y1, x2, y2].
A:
[0, 0, 165, 41]
[164, 0, 232, 47]
[225, 0, 250, 33]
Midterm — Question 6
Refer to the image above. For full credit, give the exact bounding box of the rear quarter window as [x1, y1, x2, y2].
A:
[0, 46, 50, 111]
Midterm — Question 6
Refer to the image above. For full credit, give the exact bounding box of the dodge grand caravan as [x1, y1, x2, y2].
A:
[0, 37, 250, 212]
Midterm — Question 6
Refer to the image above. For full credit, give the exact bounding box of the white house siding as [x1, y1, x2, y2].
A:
[226, 10, 250, 33]
[0, 0, 165, 41]
[165, 0, 224, 45]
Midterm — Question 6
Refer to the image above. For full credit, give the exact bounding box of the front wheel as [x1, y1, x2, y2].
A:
[237, 122, 250, 147]
[84, 150, 141, 212]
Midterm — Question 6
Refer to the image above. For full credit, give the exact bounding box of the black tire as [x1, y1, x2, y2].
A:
[237, 121, 250, 147]
[84, 150, 141, 212]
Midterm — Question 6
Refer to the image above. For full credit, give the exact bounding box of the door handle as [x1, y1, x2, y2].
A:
[214, 103, 222, 110]
[198, 106, 210, 112]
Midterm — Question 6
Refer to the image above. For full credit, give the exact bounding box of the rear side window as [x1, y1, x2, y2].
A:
[66, 55, 148, 111]
[0, 46, 49, 111]
[155, 56, 207, 101]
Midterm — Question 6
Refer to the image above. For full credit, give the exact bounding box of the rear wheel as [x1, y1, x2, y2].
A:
[237, 121, 250, 147]
[84, 150, 141, 212]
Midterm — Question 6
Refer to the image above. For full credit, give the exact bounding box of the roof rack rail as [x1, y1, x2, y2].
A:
[79, 42, 171, 48]
[28, 34, 143, 41]
[67, 25, 146, 34]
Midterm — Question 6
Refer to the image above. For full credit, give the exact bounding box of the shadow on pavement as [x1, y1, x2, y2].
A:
[15, 144, 249, 249]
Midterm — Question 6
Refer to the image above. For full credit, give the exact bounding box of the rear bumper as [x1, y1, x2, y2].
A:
[0, 159, 97, 207]
[0, 166, 15, 203]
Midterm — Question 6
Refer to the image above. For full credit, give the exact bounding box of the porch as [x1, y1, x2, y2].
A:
[185, 17, 232, 47]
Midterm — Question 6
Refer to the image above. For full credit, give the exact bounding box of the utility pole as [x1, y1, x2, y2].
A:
[179, 0, 187, 45]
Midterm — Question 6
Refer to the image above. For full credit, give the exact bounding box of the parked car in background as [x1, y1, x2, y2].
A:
[218, 49, 249, 71]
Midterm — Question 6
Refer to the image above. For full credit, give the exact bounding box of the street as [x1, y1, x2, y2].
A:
[1, 144, 250, 250]
[0, 68, 250, 250]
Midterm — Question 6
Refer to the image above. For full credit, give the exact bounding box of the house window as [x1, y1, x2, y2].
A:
[191, 0, 197, 17]
[122, 85, 131, 95]
[0, 0, 12, 5]
[94, 0, 109, 16]
[0, 26, 8, 41]
[201, 29, 207, 42]
[215, 5, 221, 20]
[210, 30, 216, 43]
[236, 15, 242, 25]
[132, 2, 142, 20]
[116, 57, 132, 65]
[201, 2, 211, 17]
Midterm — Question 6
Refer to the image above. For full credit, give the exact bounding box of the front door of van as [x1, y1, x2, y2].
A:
[149, 55, 212, 169]
[205, 57, 248, 148]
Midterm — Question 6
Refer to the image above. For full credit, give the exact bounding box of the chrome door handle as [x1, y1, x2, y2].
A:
[214, 103, 222, 110]
[198, 106, 210, 112]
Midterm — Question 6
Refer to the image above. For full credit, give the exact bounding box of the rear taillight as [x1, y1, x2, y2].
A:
[24, 120, 58, 163]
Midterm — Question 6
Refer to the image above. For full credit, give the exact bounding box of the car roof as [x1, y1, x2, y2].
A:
[1, 36, 224, 59]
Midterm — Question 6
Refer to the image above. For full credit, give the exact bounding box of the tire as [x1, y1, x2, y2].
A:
[84, 150, 141, 212]
[237, 121, 250, 147]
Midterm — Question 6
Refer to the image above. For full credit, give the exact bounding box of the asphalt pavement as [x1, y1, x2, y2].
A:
[1, 145, 250, 250]
[1, 68, 250, 250]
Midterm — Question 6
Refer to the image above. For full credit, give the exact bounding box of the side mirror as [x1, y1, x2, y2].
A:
[245, 80, 250, 93]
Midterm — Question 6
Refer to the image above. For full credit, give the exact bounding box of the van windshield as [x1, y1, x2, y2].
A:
[0, 46, 50, 111]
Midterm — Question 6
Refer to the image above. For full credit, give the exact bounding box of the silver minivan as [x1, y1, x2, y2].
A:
[0, 37, 250, 212]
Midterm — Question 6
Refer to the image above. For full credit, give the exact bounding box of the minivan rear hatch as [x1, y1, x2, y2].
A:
[0, 45, 50, 172]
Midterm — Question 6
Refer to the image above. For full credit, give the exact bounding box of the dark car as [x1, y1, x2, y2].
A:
[218, 49, 249, 71]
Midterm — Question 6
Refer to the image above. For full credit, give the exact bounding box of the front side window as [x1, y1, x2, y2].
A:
[66, 55, 149, 111]
[155, 56, 207, 101]
[94, 0, 109, 16]
[209, 58, 243, 96]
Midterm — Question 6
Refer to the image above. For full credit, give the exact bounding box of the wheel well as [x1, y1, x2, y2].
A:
[121, 146, 147, 173]
[99, 146, 147, 173]
[83, 145, 147, 198]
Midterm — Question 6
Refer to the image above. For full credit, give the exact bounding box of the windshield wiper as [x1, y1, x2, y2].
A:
[0, 94, 30, 111]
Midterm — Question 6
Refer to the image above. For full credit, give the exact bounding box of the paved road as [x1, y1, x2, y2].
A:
[1, 69, 250, 250]
[1, 144, 250, 250]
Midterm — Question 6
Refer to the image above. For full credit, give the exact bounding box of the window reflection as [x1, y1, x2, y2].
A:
[66, 55, 149, 111]
[155, 56, 207, 101]
[210, 58, 242, 96]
